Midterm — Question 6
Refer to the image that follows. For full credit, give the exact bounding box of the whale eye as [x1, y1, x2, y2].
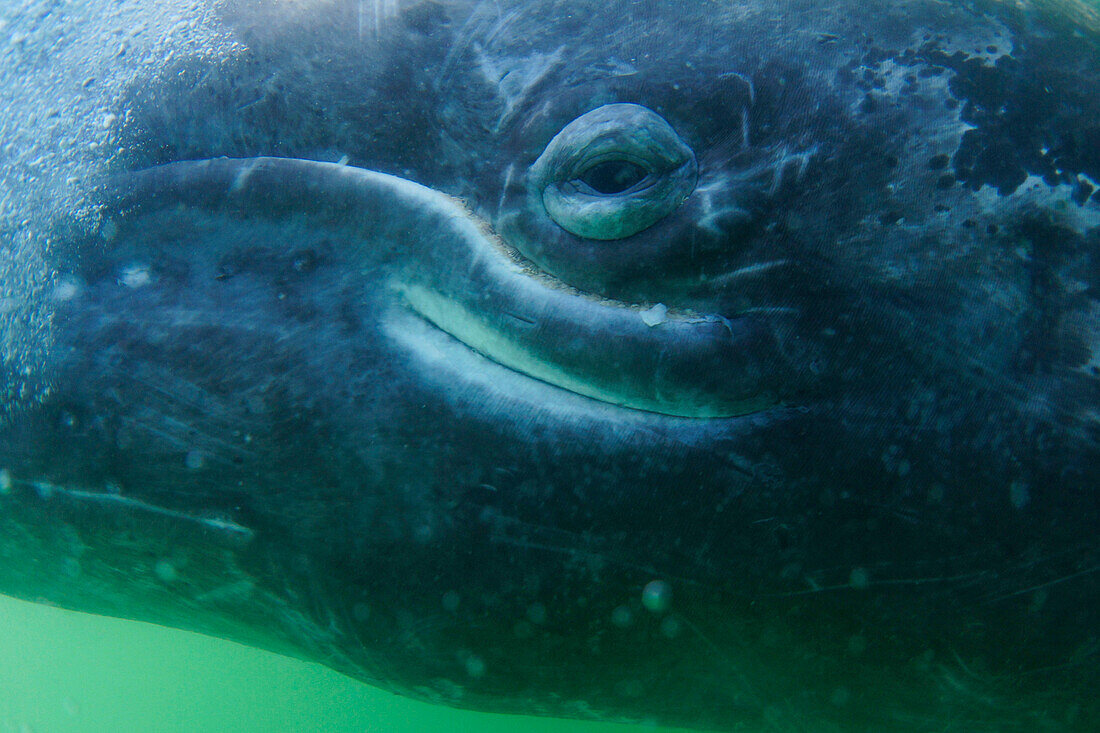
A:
[579, 159, 650, 195]
[530, 104, 697, 240]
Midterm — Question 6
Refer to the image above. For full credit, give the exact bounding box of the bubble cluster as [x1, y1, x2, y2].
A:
[0, 0, 233, 422]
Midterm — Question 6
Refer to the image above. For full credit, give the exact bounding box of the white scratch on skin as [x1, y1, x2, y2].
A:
[359, 0, 399, 41]
[229, 158, 261, 193]
[479, 45, 565, 133]
[696, 203, 750, 237]
[738, 306, 800, 316]
[709, 260, 791, 286]
[767, 146, 815, 194]
[439, 2, 513, 87]
[693, 177, 751, 237]
[497, 163, 515, 218]
[783, 146, 816, 183]
[483, 5, 520, 47]
[24, 480, 254, 541]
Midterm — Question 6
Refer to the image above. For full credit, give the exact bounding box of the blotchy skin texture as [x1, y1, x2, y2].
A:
[0, 1, 1098, 731]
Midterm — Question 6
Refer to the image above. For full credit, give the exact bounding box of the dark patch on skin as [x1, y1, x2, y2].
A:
[1074, 179, 1095, 205]
[956, 134, 1028, 194]
[878, 210, 903, 226]
[928, 153, 950, 170]
[912, 29, 1100, 196]
[862, 46, 895, 66]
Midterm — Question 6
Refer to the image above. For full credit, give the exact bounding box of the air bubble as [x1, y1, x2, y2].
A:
[464, 655, 486, 678]
[527, 603, 547, 625]
[848, 567, 870, 590]
[642, 580, 672, 613]
[154, 559, 177, 583]
[184, 450, 205, 470]
[611, 605, 633, 627]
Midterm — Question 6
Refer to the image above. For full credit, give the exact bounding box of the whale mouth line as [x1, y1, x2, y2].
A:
[400, 283, 649, 414]
[108, 157, 760, 421]
[398, 283, 729, 419]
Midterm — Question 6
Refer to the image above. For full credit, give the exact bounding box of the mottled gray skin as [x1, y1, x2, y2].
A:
[1, 0, 1099, 730]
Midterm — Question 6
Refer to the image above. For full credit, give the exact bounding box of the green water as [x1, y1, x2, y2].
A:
[0, 595, 689, 733]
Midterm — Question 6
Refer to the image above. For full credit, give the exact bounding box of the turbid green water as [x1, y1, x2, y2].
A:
[0, 594, 691, 733]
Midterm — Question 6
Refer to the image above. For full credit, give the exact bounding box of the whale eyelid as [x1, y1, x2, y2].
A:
[528, 103, 698, 241]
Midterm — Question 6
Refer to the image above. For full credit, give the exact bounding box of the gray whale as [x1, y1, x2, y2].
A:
[0, 1, 1098, 730]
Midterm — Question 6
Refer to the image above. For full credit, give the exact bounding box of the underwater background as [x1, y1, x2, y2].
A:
[0, 594, 687, 733]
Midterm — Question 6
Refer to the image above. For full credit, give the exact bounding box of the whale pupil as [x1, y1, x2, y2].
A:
[580, 160, 648, 194]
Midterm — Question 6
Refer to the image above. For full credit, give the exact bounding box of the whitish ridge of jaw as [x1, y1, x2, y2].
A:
[399, 283, 741, 419]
